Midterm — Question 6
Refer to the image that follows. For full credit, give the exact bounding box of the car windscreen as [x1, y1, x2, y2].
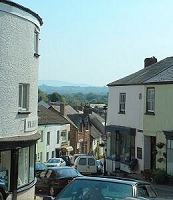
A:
[56, 179, 132, 199]
[47, 159, 60, 163]
[35, 163, 46, 170]
[56, 168, 80, 178]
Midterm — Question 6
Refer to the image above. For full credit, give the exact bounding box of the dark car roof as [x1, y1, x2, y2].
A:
[74, 176, 150, 187]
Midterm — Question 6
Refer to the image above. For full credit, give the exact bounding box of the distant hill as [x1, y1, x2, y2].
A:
[39, 84, 108, 95]
[38, 80, 90, 87]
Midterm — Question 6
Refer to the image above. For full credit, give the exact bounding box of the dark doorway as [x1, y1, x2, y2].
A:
[55, 148, 60, 157]
[150, 136, 156, 170]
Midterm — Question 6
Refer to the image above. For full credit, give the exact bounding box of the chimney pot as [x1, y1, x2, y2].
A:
[144, 56, 157, 68]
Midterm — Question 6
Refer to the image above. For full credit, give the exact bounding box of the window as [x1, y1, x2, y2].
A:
[57, 131, 60, 144]
[46, 152, 49, 161]
[52, 151, 54, 158]
[47, 132, 50, 145]
[137, 147, 142, 159]
[79, 158, 87, 165]
[18, 145, 35, 187]
[88, 158, 95, 166]
[61, 130, 67, 142]
[40, 131, 43, 142]
[119, 93, 126, 113]
[34, 29, 39, 57]
[146, 88, 155, 113]
[18, 83, 29, 111]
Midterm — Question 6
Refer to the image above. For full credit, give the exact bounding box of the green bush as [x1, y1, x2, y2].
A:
[152, 169, 168, 184]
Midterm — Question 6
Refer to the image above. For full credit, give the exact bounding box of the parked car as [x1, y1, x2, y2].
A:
[74, 155, 97, 175]
[35, 166, 82, 197]
[96, 160, 103, 174]
[60, 155, 71, 166]
[46, 158, 66, 168]
[55, 176, 157, 200]
[0, 178, 9, 200]
[35, 162, 47, 177]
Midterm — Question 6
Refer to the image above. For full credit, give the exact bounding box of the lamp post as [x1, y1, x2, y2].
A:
[103, 105, 107, 175]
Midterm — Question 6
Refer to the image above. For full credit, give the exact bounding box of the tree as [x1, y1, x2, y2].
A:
[38, 89, 48, 102]
[48, 92, 64, 102]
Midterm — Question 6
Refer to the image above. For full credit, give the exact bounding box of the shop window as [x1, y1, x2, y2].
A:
[146, 88, 155, 114]
[0, 151, 11, 190]
[18, 145, 35, 188]
[119, 93, 126, 114]
[18, 83, 30, 111]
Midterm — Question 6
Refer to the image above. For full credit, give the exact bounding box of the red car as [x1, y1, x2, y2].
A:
[35, 166, 82, 197]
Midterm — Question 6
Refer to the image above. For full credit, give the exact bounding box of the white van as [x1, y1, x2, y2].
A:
[71, 154, 87, 165]
[74, 155, 97, 175]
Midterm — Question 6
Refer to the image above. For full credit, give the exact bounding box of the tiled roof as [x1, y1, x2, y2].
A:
[108, 57, 173, 86]
[38, 105, 69, 125]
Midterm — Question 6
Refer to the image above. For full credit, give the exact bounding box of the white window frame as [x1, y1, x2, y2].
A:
[146, 88, 155, 113]
[18, 83, 29, 111]
[119, 93, 126, 113]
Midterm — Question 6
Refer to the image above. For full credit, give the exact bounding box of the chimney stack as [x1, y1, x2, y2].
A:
[144, 56, 157, 68]
[60, 102, 65, 116]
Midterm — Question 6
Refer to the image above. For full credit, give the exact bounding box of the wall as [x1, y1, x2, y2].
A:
[107, 85, 144, 129]
[0, 7, 40, 137]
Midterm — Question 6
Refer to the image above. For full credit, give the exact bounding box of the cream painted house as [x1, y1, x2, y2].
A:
[0, 1, 42, 199]
[107, 57, 173, 175]
[36, 106, 71, 163]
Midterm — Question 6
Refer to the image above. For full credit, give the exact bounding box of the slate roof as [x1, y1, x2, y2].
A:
[67, 114, 89, 129]
[108, 57, 173, 86]
[51, 105, 78, 116]
[38, 105, 69, 125]
[89, 113, 104, 135]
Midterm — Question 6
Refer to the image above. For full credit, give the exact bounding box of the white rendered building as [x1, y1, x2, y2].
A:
[0, 1, 42, 199]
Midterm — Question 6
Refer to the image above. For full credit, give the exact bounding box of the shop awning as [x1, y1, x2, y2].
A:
[0, 132, 40, 150]
[106, 125, 136, 136]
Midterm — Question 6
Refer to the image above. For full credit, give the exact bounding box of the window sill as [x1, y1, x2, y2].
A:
[145, 112, 155, 115]
[34, 53, 40, 58]
[18, 111, 31, 115]
[118, 111, 125, 114]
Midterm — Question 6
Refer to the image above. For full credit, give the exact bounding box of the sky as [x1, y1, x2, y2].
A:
[15, 0, 173, 86]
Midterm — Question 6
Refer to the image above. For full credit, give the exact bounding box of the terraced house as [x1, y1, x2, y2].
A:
[107, 56, 173, 176]
[0, 1, 42, 199]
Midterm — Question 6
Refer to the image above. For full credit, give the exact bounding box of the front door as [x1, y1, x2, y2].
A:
[150, 136, 156, 170]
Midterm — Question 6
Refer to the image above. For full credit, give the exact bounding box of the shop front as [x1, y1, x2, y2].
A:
[107, 125, 136, 173]
[0, 132, 40, 200]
